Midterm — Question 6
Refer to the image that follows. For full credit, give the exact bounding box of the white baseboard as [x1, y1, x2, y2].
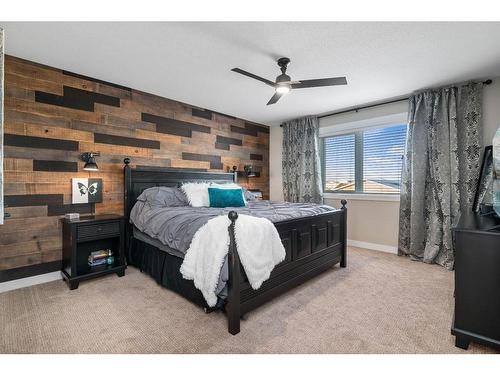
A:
[0, 271, 62, 294]
[348, 239, 398, 254]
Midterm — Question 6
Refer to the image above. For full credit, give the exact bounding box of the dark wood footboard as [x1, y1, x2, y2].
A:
[226, 200, 347, 335]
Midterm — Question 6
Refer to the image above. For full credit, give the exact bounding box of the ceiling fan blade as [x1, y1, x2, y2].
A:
[231, 68, 275, 87]
[291, 77, 347, 89]
[267, 92, 284, 105]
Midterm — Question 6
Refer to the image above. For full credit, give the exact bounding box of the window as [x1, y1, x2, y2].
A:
[323, 123, 407, 194]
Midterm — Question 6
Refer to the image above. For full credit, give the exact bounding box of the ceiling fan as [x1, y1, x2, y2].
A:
[231, 57, 347, 105]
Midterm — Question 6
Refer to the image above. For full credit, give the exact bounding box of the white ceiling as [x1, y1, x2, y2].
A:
[2, 22, 500, 126]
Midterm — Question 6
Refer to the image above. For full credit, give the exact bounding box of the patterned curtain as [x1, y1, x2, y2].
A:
[398, 83, 483, 269]
[282, 116, 323, 203]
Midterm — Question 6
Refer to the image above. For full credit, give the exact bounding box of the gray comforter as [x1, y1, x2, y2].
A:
[130, 200, 337, 255]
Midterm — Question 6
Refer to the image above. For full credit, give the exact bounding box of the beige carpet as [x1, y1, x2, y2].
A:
[0, 247, 496, 354]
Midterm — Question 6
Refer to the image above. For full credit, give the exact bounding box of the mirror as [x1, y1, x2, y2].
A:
[473, 146, 493, 212]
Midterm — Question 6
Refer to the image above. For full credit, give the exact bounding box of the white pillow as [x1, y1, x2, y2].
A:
[181, 182, 211, 207]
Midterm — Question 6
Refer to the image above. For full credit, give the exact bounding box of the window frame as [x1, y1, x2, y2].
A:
[320, 113, 407, 201]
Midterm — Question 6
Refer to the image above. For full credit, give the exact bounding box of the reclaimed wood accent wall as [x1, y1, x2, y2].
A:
[0, 55, 270, 280]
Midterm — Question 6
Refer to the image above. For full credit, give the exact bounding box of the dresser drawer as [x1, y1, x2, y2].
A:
[77, 221, 120, 241]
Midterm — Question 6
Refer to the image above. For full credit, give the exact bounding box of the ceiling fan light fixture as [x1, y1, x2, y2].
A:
[276, 85, 290, 94]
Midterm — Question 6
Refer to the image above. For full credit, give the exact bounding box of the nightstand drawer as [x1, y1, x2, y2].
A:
[77, 221, 120, 241]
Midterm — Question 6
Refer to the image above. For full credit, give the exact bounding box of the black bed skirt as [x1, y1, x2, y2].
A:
[128, 237, 211, 309]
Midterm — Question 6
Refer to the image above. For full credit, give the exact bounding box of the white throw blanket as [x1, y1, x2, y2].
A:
[180, 214, 286, 307]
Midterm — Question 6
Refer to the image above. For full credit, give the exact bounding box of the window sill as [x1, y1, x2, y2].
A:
[323, 192, 400, 202]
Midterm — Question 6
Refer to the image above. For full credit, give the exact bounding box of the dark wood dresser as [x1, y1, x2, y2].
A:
[452, 211, 500, 350]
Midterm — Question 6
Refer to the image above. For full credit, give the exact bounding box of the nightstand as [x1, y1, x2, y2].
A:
[61, 214, 126, 290]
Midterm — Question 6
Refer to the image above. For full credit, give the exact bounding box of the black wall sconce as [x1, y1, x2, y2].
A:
[81, 152, 100, 171]
[232, 165, 260, 182]
[243, 165, 256, 178]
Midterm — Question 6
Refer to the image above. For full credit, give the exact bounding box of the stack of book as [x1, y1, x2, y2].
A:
[88, 250, 113, 267]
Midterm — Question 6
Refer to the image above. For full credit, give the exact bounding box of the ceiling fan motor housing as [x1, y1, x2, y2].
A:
[276, 73, 291, 84]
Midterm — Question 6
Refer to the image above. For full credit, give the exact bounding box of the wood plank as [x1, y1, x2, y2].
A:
[33, 160, 78, 172]
[3, 158, 33, 171]
[5, 72, 63, 95]
[6, 56, 63, 83]
[135, 129, 182, 144]
[94, 133, 160, 150]
[170, 159, 211, 169]
[3, 206, 48, 219]
[4, 85, 35, 101]
[250, 153, 264, 161]
[35, 86, 121, 113]
[0, 253, 43, 270]
[5, 122, 93, 142]
[3, 145, 80, 163]
[119, 97, 174, 119]
[47, 203, 94, 216]
[192, 108, 213, 120]
[4, 134, 79, 151]
[5, 96, 102, 123]
[102, 114, 156, 132]
[4, 194, 64, 207]
[4, 171, 90, 183]
[130, 90, 184, 114]
[71, 119, 137, 138]
[4, 109, 70, 128]
[0, 217, 61, 234]
[93, 102, 140, 121]
[61, 72, 132, 99]
[25, 123, 94, 142]
[41, 249, 63, 263]
[0, 226, 60, 247]
[79, 141, 153, 158]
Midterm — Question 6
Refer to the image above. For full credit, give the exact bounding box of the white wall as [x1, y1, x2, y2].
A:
[270, 125, 284, 202]
[269, 78, 500, 251]
[483, 79, 500, 145]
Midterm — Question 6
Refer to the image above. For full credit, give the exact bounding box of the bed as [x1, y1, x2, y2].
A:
[123, 158, 347, 334]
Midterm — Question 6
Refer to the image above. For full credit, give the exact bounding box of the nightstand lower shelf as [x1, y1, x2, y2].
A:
[62, 264, 126, 290]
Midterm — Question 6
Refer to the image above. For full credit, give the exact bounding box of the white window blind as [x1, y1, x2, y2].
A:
[324, 133, 356, 192]
[323, 124, 407, 194]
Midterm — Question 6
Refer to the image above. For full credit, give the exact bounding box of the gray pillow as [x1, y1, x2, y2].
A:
[137, 186, 188, 207]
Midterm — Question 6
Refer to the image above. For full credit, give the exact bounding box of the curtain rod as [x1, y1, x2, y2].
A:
[317, 79, 493, 119]
[279, 79, 493, 126]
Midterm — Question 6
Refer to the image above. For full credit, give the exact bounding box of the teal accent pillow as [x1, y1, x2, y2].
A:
[208, 187, 246, 208]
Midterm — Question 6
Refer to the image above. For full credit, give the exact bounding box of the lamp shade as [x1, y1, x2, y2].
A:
[82, 152, 99, 171]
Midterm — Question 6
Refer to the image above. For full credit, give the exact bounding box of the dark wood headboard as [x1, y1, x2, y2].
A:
[123, 158, 235, 219]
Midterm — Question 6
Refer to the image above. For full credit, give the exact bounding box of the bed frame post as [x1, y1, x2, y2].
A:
[123, 158, 132, 259]
[226, 210, 241, 335]
[340, 199, 347, 268]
